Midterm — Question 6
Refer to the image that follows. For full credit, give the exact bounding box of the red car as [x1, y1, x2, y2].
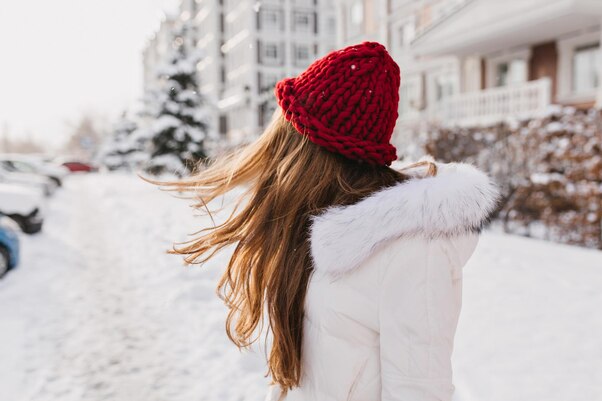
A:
[61, 161, 96, 173]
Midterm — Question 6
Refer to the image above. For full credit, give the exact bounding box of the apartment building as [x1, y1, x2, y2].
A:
[144, 0, 337, 145]
[142, 14, 178, 94]
[213, 0, 338, 144]
[179, 0, 201, 47]
[337, 0, 602, 137]
[143, 1, 201, 95]
[412, 0, 602, 125]
[336, 0, 466, 148]
[195, 0, 227, 141]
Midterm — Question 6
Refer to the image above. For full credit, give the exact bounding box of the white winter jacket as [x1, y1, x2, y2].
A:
[265, 161, 499, 401]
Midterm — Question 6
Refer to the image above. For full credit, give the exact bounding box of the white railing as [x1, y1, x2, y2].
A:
[429, 77, 552, 127]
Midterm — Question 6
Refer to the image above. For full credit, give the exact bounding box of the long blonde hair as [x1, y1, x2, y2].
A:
[163, 112, 407, 391]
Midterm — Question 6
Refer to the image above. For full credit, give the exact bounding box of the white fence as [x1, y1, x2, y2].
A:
[429, 77, 552, 127]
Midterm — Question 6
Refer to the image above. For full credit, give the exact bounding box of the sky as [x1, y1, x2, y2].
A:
[0, 0, 180, 149]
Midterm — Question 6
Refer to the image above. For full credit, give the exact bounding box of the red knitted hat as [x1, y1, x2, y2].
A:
[274, 41, 400, 166]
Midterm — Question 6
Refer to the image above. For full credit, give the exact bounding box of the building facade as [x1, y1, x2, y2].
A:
[336, 0, 602, 149]
[335, 0, 467, 148]
[194, 0, 227, 143]
[142, 0, 602, 149]
[216, 0, 338, 144]
[179, 0, 201, 47]
[142, 14, 178, 96]
[142, 0, 339, 145]
[411, 0, 602, 125]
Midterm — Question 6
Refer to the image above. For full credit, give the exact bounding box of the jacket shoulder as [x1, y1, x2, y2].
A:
[309, 161, 500, 276]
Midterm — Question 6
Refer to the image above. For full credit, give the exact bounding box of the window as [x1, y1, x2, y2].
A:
[258, 7, 282, 31]
[293, 11, 312, 33]
[399, 84, 410, 116]
[265, 44, 278, 59]
[435, 75, 455, 101]
[219, 115, 228, 136]
[494, 59, 527, 87]
[294, 44, 311, 66]
[348, 0, 364, 37]
[398, 25, 405, 47]
[259, 101, 277, 129]
[398, 74, 422, 117]
[3, 160, 38, 173]
[573, 43, 600, 93]
[397, 22, 415, 48]
[327, 17, 336, 35]
[260, 42, 281, 65]
[258, 72, 280, 94]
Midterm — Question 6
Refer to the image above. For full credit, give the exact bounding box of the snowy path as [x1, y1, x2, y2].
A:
[455, 233, 602, 401]
[1, 173, 601, 401]
[0, 174, 268, 401]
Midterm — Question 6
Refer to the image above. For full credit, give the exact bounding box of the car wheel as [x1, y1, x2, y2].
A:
[0, 246, 9, 278]
[50, 176, 62, 187]
[8, 214, 43, 235]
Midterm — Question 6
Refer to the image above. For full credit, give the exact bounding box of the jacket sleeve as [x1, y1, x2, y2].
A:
[378, 234, 478, 401]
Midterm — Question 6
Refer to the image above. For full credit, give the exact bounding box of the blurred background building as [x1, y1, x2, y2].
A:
[143, 0, 338, 146]
[337, 0, 602, 147]
[144, 0, 602, 148]
[143, 15, 179, 96]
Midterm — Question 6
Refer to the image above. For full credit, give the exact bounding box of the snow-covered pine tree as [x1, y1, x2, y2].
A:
[98, 113, 145, 171]
[145, 23, 208, 176]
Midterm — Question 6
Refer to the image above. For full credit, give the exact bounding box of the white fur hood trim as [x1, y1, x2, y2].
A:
[309, 161, 500, 276]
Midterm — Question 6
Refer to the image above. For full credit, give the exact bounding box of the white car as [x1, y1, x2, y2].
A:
[0, 154, 69, 187]
[0, 163, 56, 197]
[0, 183, 44, 234]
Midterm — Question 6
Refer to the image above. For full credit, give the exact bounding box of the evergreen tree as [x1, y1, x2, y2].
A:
[98, 113, 145, 171]
[145, 23, 208, 176]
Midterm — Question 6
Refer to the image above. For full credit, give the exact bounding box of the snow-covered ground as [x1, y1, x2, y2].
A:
[0, 173, 601, 401]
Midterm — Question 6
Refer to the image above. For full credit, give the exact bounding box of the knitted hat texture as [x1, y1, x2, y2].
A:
[274, 41, 401, 165]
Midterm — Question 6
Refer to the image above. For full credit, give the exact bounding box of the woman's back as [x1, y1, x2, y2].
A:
[270, 162, 497, 401]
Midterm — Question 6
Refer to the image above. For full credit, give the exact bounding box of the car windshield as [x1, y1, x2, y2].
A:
[10, 160, 37, 173]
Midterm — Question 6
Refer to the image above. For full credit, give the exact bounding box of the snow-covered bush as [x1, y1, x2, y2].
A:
[97, 114, 147, 171]
[413, 108, 602, 249]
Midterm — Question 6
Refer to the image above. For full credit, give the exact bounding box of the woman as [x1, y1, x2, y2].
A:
[168, 42, 499, 400]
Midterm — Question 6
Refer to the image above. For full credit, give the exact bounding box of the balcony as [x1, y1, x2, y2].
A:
[412, 0, 602, 57]
[427, 78, 552, 127]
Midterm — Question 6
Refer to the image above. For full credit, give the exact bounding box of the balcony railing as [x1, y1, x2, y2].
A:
[429, 77, 552, 126]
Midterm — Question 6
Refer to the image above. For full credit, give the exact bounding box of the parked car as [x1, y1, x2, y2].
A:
[0, 163, 56, 196]
[0, 154, 69, 186]
[0, 183, 44, 234]
[0, 214, 20, 277]
[61, 161, 96, 173]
